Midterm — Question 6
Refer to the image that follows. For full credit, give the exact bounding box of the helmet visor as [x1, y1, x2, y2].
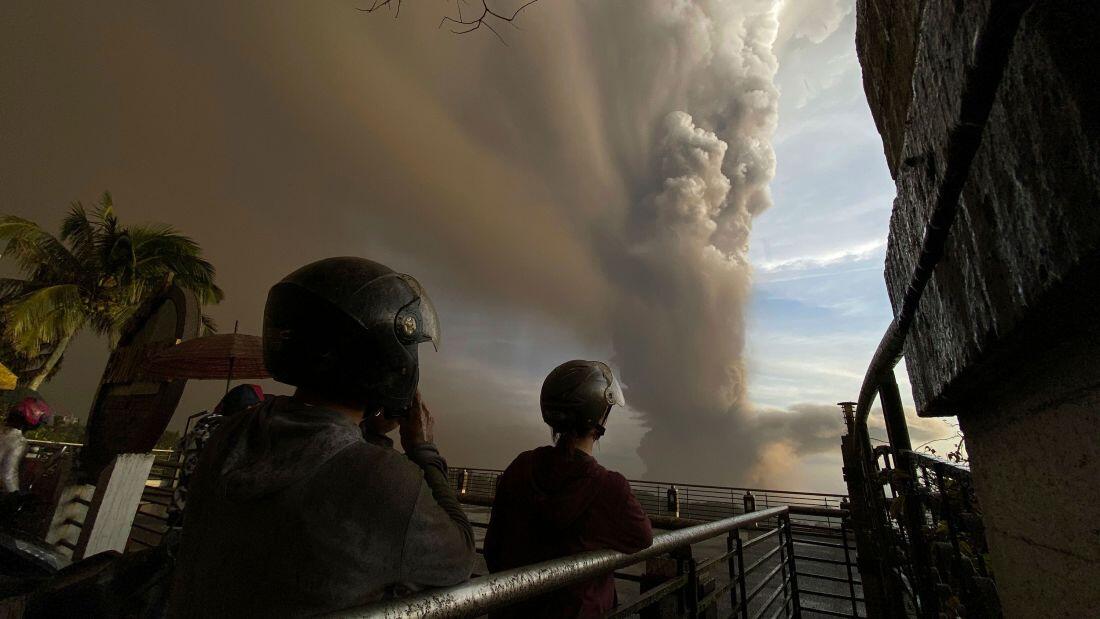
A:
[397, 273, 441, 351]
[597, 362, 626, 407]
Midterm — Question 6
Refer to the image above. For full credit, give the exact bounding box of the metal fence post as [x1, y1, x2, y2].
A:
[685, 556, 699, 618]
[735, 532, 749, 619]
[777, 514, 792, 614]
[671, 545, 695, 617]
[728, 530, 740, 614]
[839, 508, 859, 618]
[783, 513, 802, 618]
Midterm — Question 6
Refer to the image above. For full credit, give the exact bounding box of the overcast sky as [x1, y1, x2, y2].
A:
[1, 1, 955, 493]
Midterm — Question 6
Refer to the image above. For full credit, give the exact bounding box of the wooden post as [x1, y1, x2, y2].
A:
[72, 453, 155, 560]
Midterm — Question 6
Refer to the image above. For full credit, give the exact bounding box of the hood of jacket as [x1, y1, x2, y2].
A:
[208, 396, 364, 501]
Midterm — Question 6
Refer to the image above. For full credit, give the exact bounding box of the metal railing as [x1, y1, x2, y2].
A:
[22, 439, 180, 551]
[325, 507, 798, 618]
[879, 450, 999, 617]
[22, 441, 865, 616]
[451, 467, 864, 617]
[451, 467, 847, 524]
[128, 449, 181, 549]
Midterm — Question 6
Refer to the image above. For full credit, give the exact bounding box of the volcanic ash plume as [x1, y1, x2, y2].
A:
[597, 1, 783, 483]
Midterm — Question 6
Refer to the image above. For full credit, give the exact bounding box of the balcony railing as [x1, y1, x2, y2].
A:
[325, 507, 800, 619]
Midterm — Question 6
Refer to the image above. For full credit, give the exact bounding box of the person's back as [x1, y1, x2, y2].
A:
[167, 384, 265, 528]
[169, 257, 473, 617]
[171, 396, 471, 617]
[484, 360, 652, 618]
[485, 444, 651, 617]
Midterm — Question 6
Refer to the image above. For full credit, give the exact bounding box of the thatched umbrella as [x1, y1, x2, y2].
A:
[0, 363, 16, 391]
[144, 322, 269, 391]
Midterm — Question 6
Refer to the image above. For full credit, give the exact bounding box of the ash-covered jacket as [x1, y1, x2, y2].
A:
[169, 396, 474, 618]
[484, 445, 653, 618]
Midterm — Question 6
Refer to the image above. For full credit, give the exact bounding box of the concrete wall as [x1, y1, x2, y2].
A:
[959, 335, 1100, 617]
[857, 0, 1100, 615]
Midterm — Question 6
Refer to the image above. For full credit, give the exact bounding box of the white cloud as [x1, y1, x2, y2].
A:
[756, 238, 885, 273]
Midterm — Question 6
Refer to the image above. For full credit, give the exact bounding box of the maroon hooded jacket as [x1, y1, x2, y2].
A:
[484, 445, 653, 617]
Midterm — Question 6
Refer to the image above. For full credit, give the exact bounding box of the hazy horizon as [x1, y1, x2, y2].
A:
[1, 0, 957, 493]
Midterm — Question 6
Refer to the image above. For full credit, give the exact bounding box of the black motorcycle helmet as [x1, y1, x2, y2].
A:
[263, 257, 440, 417]
[540, 360, 625, 438]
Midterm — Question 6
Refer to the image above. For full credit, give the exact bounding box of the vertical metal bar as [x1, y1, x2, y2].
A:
[783, 513, 802, 618]
[840, 515, 859, 618]
[736, 534, 749, 619]
[686, 557, 699, 618]
[777, 516, 791, 613]
[728, 530, 739, 613]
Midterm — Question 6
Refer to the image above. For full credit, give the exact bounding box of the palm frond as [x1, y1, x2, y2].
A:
[0, 216, 82, 280]
[95, 301, 141, 347]
[94, 192, 119, 236]
[59, 202, 98, 263]
[127, 225, 224, 304]
[0, 277, 44, 305]
[200, 313, 218, 336]
[2, 284, 86, 356]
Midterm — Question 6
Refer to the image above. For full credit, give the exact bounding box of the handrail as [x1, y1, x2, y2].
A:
[323, 506, 789, 619]
[902, 449, 971, 475]
[25, 439, 175, 454]
[26, 439, 85, 447]
[456, 466, 847, 500]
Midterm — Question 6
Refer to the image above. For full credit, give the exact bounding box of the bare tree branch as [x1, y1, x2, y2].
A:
[357, 0, 402, 17]
[915, 420, 968, 463]
[360, 0, 540, 43]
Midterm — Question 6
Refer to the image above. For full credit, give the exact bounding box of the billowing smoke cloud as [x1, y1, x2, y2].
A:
[2, 0, 889, 487]
[582, 1, 784, 482]
[775, 0, 853, 49]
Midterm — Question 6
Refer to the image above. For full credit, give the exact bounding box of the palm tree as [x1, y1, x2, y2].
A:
[0, 192, 223, 389]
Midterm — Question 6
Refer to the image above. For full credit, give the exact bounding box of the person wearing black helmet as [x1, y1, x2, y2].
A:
[169, 257, 474, 617]
[166, 384, 266, 529]
[484, 360, 653, 618]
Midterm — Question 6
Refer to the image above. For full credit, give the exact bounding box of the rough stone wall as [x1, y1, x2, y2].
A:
[862, 0, 1100, 416]
[855, 0, 926, 179]
[858, 1, 1100, 615]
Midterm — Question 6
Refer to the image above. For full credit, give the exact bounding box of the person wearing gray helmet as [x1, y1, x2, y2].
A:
[484, 360, 653, 618]
[169, 257, 473, 617]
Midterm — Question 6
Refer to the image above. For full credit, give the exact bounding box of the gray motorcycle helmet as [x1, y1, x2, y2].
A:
[263, 257, 440, 417]
[540, 360, 625, 438]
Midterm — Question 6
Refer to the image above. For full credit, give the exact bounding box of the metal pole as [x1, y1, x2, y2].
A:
[778, 514, 791, 613]
[728, 531, 740, 614]
[878, 371, 912, 454]
[225, 320, 239, 393]
[783, 513, 802, 618]
[225, 357, 234, 394]
[736, 534, 749, 619]
[685, 555, 699, 617]
[840, 512, 859, 618]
